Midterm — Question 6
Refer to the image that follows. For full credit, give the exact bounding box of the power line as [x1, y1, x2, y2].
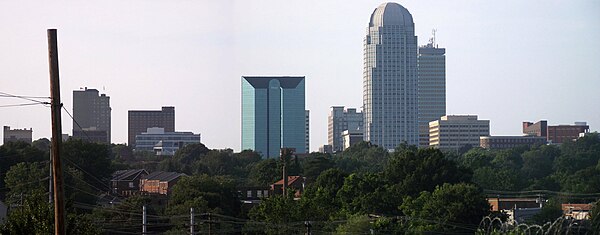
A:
[0, 102, 48, 108]
[0, 91, 50, 104]
[61, 105, 92, 142]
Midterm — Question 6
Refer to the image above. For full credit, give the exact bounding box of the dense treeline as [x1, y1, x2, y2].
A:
[0, 134, 599, 234]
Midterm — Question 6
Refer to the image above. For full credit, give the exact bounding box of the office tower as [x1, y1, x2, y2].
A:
[418, 34, 446, 148]
[3, 126, 32, 143]
[429, 115, 490, 151]
[128, 106, 175, 148]
[363, 2, 418, 150]
[241, 76, 306, 158]
[72, 88, 111, 143]
[305, 110, 310, 153]
[328, 106, 363, 152]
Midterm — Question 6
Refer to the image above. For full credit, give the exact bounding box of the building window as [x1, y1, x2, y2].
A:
[129, 182, 134, 188]
[257, 190, 263, 198]
[247, 190, 252, 198]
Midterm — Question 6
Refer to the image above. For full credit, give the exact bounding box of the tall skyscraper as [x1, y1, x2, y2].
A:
[418, 35, 446, 148]
[241, 76, 306, 158]
[305, 110, 310, 154]
[128, 106, 175, 148]
[363, 2, 418, 149]
[328, 106, 363, 152]
[73, 88, 111, 143]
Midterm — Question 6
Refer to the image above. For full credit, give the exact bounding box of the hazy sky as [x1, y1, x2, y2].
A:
[1, 0, 599, 151]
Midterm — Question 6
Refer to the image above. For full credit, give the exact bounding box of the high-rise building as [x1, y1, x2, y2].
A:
[241, 76, 306, 158]
[72, 88, 111, 143]
[429, 115, 490, 151]
[3, 126, 32, 144]
[418, 36, 446, 148]
[328, 106, 363, 152]
[128, 106, 175, 148]
[363, 2, 419, 150]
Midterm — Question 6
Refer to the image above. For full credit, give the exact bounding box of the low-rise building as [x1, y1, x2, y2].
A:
[238, 186, 271, 204]
[487, 198, 542, 212]
[111, 169, 148, 196]
[318, 145, 333, 154]
[523, 120, 590, 144]
[135, 127, 201, 156]
[140, 171, 186, 195]
[429, 115, 490, 151]
[271, 176, 305, 198]
[480, 136, 547, 149]
[3, 126, 32, 143]
[342, 129, 363, 150]
[562, 203, 592, 220]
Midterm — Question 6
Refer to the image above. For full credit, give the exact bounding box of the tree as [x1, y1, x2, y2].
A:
[247, 195, 305, 234]
[521, 145, 559, 180]
[335, 141, 389, 173]
[4, 161, 48, 204]
[62, 139, 113, 190]
[400, 183, 490, 234]
[472, 166, 525, 191]
[301, 168, 347, 220]
[337, 173, 396, 215]
[247, 159, 280, 186]
[167, 174, 240, 216]
[384, 148, 471, 196]
[334, 214, 373, 234]
[302, 154, 334, 182]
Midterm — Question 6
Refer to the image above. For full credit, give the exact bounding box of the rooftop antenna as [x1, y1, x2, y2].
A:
[429, 29, 437, 48]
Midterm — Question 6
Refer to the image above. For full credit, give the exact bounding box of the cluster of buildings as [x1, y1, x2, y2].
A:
[317, 3, 592, 154]
[487, 197, 594, 224]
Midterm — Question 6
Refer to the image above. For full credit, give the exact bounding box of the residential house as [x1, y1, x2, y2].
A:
[271, 176, 305, 198]
[111, 169, 148, 196]
[140, 171, 186, 195]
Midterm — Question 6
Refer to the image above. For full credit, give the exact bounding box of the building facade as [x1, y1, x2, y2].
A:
[139, 171, 185, 195]
[135, 127, 200, 156]
[342, 129, 364, 150]
[523, 120, 590, 144]
[128, 106, 175, 147]
[363, 2, 419, 150]
[429, 115, 490, 151]
[3, 126, 32, 144]
[72, 88, 111, 143]
[72, 127, 109, 143]
[305, 110, 310, 153]
[480, 136, 547, 150]
[418, 40, 446, 148]
[241, 76, 306, 158]
[327, 106, 363, 152]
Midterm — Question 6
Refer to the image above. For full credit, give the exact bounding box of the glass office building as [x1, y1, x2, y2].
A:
[363, 3, 419, 149]
[242, 76, 306, 158]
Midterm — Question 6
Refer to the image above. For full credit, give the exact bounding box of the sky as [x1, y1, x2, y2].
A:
[1, 0, 599, 151]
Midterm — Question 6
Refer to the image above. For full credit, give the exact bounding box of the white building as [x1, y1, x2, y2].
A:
[135, 128, 201, 156]
[418, 38, 446, 148]
[328, 106, 363, 152]
[342, 129, 364, 150]
[429, 115, 490, 151]
[363, 3, 419, 150]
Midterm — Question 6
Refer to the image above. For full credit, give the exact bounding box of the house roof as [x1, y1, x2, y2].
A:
[562, 203, 593, 211]
[112, 169, 148, 181]
[143, 171, 186, 182]
[272, 176, 302, 186]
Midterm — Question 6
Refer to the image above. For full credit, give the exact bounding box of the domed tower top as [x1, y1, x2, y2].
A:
[369, 2, 414, 27]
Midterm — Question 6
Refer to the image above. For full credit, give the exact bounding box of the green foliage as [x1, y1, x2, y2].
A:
[385, 148, 472, 197]
[334, 214, 373, 234]
[302, 154, 334, 182]
[337, 172, 396, 215]
[4, 162, 48, 204]
[168, 174, 241, 216]
[62, 139, 113, 189]
[247, 158, 280, 186]
[247, 195, 305, 234]
[528, 199, 563, 225]
[335, 141, 389, 173]
[400, 183, 490, 234]
[0, 192, 100, 235]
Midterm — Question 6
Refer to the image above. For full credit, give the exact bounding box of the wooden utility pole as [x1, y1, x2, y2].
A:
[47, 28, 66, 235]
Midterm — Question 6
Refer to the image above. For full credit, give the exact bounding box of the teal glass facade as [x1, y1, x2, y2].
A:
[242, 76, 306, 158]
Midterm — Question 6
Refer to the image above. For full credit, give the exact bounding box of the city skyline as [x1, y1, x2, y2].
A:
[1, 1, 599, 151]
